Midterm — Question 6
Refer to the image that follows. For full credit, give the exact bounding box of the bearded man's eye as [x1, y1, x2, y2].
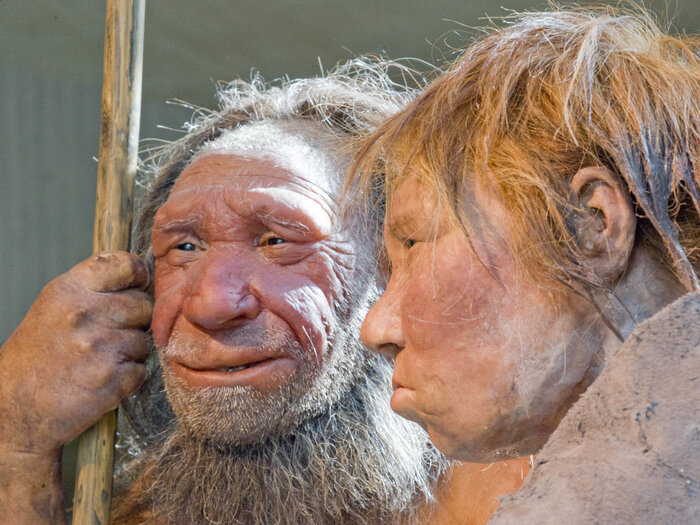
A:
[176, 242, 196, 251]
[259, 233, 287, 247]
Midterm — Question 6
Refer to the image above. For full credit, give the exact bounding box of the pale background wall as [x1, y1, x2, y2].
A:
[0, 66, 182, 343]
[1, 0, 698, 513]
[2, 0, 698, 343]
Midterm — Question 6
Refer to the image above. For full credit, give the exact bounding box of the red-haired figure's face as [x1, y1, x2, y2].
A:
[361, 176, 604, 462]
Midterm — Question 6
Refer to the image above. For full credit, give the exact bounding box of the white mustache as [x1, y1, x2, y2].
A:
[163, 325, 308, 363]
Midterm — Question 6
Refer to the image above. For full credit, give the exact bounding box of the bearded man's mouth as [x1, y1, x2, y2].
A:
[166, 355, 300, 392]
[217, 364, 253, 372]
[207, 357, 273, 373]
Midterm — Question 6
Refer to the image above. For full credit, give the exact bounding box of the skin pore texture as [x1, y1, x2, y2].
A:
[360, 170, 684, 463]
[0, 73, 531, 524]
[114, 121, 451, 525]
[150, 122, 363, 445]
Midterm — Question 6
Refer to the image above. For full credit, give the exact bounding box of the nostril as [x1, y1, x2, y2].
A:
[236, 293, 263, 319]
[373, 342, 403, 360]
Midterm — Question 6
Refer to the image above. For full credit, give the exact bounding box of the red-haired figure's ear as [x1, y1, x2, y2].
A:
[569, 166, 637, 283]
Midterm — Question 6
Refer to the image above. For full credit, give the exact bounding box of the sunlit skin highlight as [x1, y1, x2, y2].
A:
[152, 153, 355, 394]
[361, 176, 605, 462]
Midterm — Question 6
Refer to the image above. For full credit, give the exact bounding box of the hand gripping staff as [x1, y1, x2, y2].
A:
[72, 1, 145, 523]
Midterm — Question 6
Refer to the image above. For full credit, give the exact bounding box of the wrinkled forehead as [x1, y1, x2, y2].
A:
[192, 119, 344, 196]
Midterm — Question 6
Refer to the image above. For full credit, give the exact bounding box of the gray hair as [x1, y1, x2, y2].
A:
[119, 57, 419, 452]
[133, 58, 418, 267]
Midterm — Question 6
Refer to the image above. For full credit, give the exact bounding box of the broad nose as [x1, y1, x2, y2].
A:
[361, 278, 405, 359]
[182, 249, 262, 330]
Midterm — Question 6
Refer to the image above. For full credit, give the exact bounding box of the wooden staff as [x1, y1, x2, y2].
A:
[72, 1, 145, 523]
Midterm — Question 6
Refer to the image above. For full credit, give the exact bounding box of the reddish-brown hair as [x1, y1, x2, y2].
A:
[351, 6, 700, 292]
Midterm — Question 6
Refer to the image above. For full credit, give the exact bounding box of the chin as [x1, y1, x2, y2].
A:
[417, 420, 462, 459]
[423, 422, 520, 463]
[163, 367, 310, 446]
[391, 406, 425, 429]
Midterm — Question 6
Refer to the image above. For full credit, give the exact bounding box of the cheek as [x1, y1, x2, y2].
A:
[251, 266, 335, 361]
[261, 248, 356, 358]
[396, 339, 516, 411]
[402, 248, 495, 348]
[308, 243, 358, 308]
[398, 250, 521, 413]
[152, 265, 188, 348]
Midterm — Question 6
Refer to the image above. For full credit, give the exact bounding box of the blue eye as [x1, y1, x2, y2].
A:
[176, 242, 196, 251]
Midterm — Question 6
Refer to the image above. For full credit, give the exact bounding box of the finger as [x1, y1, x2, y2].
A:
[71, 251, 150, 293]
[117, 362, 148, 399]
[83, 360, 147, 413]
[110, 329, 151, 363]
[101, 290, 153, 329]
[78, 328, 150, 363]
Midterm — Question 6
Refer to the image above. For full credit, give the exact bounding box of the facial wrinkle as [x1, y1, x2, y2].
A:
[245, 186, 333, 238]
[195, 120, 343, 200]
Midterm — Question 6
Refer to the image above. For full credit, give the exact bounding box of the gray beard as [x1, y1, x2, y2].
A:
[114, 352, 448, 525]
[114, 282, 449, 523]
[161, 322, 369, 446]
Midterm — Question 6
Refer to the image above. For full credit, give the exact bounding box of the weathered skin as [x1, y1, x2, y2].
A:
[145, 144, 532, 524]
[149, 147, 364, 447]
[0, 251, 152, 524]
[0, 153, 529, 524]
[361, 166, 685, 463]
[152, 153, 348, 393]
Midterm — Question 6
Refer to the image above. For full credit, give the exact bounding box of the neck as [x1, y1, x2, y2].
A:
[599, 240, 685, 347]
[422, 458, 531, 525]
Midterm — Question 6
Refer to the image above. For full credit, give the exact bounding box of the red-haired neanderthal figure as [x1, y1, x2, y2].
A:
[353, 6, 700, 524]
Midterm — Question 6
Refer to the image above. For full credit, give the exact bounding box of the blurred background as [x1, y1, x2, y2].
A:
[1, 0, 698, 512]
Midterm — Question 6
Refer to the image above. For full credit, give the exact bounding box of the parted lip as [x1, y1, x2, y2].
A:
[165, 351, 299, 390]
[167, 347, 294, 371]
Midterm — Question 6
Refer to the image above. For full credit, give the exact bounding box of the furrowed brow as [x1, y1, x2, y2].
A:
[240, 200, 330, 239]
[152, 216, 203, 235]
[255, 211, 312, 233]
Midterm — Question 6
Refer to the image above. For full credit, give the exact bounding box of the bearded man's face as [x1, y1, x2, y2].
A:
[150, 121, 370, 445]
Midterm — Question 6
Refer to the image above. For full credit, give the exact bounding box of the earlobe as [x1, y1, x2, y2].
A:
[569, 166, 637, 283]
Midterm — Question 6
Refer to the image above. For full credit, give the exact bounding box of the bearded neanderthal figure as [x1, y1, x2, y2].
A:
[0, 62, 461, 525]
[112, 63, 451, 525]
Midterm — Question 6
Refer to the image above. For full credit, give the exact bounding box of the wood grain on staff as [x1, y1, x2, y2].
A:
[73, 0, 145, 523]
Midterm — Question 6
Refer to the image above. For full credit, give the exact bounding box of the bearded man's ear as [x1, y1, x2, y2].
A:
[568, 166, 637, 284]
